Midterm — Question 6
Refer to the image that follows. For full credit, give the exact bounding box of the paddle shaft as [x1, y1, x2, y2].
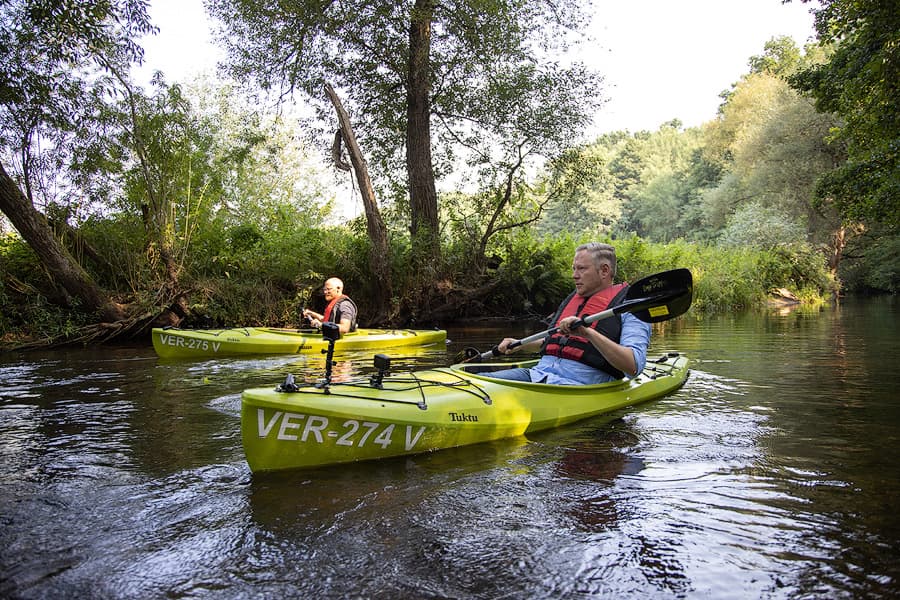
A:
[512, 306, 616, 347]
[477, 306, 616, 360]
[476, 288, 680, 361]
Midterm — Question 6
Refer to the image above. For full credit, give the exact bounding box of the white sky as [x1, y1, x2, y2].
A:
[137, 0, 818, 135]
[585, 0, 818, 133]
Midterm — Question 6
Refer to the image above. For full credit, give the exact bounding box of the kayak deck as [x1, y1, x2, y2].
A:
[152, 326, 447, 358]
[241, 353, 689, 472]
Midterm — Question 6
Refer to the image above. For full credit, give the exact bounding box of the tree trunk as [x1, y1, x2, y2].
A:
[324, 84, 393, 323]
[407, 0, 441, 268]
[477, 150, 527, 269]
[826, 222, 863, 284]
[0, 161, 125, 322]
[113, 67, 182, 300]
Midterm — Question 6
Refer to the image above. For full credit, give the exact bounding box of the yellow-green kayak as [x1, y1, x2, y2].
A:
[152, 326, 447, 358]
[241, 353, 689, 472]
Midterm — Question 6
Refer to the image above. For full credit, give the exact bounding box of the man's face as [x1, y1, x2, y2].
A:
[323, 282, 340, 301]
[572, 250, 607, 297]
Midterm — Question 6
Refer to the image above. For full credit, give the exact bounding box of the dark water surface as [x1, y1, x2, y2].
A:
[1, 297, 898, 599]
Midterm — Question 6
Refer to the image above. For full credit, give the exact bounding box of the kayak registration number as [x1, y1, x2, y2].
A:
[255, 409, 425, 451]
[156, 333, 221, 353]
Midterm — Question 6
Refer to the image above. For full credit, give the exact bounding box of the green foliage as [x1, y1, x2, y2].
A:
[538, 141, 623, 238]
[0, 0, 155, 147]
[789, 0, 900, 228]
[0, 231, 40, 281]
[211, 0, 599, 181]
[487, 233, 576, 318]
[439, 230, 835, 321]
[173, 221, 397, 327]
[813, 145, 900, 227]
[748, 36, 804, 76]
[605, 237, 835, 313]
[838, 228, 900, 293]
[187, 278, 292, 326]
[1, 0, 155, 221]
[0, 232, 93, 337]
[719, 202, 807, 250]
[2, 3, 890, 345]
[607, 235, 689, 281]
[210, 0, 602, 273]
[547, 124, 718, 243]
[692, 248, 768, 312]
[441, 144, 609, 271]
[758, 244, 838, 297]
[701, 70, 843, 239]
[76, 212, 150, 292]
[0, 290, 92, 339]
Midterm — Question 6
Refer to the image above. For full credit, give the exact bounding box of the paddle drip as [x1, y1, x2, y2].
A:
[315, 322, 341, 391]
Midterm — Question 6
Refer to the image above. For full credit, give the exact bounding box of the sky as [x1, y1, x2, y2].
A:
[137, 0, 819, 135]
[584, 0, 817, 132]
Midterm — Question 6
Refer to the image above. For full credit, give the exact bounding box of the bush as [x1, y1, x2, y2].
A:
[839, 229, 900, 293]
[0, 233, 94, 338]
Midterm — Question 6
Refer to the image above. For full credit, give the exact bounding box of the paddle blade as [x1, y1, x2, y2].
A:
[618, 268, 693, 323]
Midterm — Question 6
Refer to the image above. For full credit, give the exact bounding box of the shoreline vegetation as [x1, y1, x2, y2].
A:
[1, 234, 840, 352]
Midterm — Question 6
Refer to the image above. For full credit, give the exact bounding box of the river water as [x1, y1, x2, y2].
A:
[1, 296, 898, 599]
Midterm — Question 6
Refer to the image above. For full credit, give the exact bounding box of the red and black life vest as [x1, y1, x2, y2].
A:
[540, 283, 629, 378]
[323, 295, 358, 332]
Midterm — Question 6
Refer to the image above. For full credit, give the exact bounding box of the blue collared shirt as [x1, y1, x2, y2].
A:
[528, 312, 651, 385]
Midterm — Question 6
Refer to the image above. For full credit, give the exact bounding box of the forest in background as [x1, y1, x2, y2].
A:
[1, 0, 897, 349]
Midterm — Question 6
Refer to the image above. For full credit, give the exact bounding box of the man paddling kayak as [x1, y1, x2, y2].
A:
[302, 277, 359, 334]
[489, 242, 651, 385]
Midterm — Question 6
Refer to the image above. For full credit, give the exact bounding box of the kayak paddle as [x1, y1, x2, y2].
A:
[467, 267, 693, 362]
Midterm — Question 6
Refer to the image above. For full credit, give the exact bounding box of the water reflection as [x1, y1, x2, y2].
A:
[550, 419, 645, 533]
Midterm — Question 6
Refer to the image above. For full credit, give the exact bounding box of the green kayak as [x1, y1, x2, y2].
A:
[241, 352, 689, 472]
[151, 326, 447, 358]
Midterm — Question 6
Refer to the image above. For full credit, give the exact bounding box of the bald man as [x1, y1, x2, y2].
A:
[302, 277, 358, 334]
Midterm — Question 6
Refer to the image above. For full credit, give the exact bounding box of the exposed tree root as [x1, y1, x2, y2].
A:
[0, 289, 191, 352]
[0, 312, 156, 352]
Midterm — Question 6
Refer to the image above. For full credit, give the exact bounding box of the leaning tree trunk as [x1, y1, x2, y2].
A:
[0, 161, 125, 322]
[407, 0, 441, 269]
[324, 84, 393, 323]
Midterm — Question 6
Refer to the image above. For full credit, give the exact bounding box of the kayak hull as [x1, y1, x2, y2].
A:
[241, 353, 689, 472]
[151, 327, 447, 358]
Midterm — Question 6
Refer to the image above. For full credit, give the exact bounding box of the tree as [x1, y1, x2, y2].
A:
[0, 162, 123, 320]
[748, 36, 803, 76]
[109, 79, 342, 319]
[208, 0, 600, 277]
[0, 0, 155, 321]
[537, 141, 621, 239]
[616, 123, 707, 242]
[718, 201, 806, 250]
[446, 140, 604, 273]
[790, 0, 900, 228]
[440, 54, 604, 271]
[110, 77, 198, 320]
[701, 67, 851, 273]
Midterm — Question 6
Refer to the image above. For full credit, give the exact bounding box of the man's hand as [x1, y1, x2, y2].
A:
[498, 337, 519, 354]
[558, 316, 585, 335]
